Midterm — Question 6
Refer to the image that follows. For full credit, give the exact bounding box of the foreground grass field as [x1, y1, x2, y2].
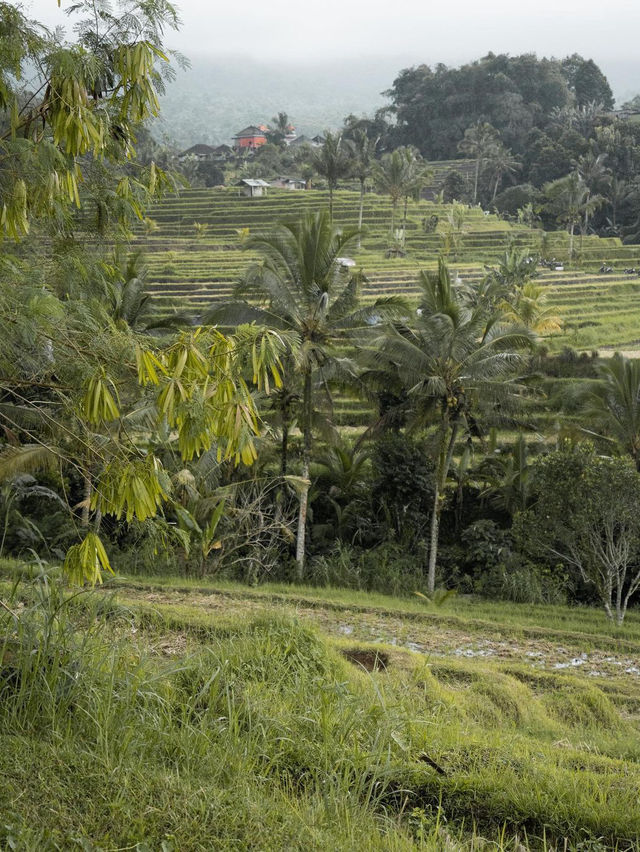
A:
[1, 563, 639, 850]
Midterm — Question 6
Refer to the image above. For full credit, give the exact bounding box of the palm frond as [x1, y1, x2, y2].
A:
[0, 444, 59, 480]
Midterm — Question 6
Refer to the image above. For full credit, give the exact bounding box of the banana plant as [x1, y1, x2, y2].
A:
[173, 500, 226, 577]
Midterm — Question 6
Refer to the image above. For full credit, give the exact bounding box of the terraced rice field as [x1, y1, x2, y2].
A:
[138, 186, 640, 355]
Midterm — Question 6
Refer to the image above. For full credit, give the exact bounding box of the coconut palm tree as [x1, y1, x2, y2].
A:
[457, 122, 499, 204]
[267, 111, 291, 147]
[374, 149, 408, 239]
[501, 282, 563, 336]
[346, 129, 379, 247]
[311, 132, 352, 220]
[399, 147, 433, 238]
[576, 151, 610, 234]
[576, 354, 640, 470]
[544, 172, 591, 261]
[369, 257, 532, 593]
[204, 210, 405, 575]
[486, 144, 520, 201]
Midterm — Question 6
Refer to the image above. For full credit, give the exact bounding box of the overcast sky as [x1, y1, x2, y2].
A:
[22, 0, 640, 97]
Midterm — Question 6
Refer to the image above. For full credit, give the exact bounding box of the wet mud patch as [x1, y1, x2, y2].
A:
[340, 647, 389, 671]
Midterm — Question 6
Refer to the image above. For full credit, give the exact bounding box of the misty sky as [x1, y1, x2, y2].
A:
[22, 0, 640, 97]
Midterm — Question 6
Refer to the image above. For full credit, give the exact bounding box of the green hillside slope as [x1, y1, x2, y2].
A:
[137, 186, 640, 354]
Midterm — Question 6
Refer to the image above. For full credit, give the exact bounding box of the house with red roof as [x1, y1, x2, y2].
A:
[233, 125, 268, 151]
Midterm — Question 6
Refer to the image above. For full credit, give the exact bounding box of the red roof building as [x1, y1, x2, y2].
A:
[233, 125, 268, 151]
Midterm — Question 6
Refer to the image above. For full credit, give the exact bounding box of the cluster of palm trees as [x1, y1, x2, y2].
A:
[457, 122, 520, 204]
[206, 210, 554, 587]
[201, 203, 640, 604]
[311, 132, 433, 244]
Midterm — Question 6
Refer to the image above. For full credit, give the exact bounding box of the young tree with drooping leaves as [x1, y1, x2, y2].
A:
[0, 1, 291, 585]
[0, 0, 182, 240]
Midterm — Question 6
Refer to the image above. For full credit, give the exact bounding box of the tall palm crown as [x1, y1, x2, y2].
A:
[235, 212, 381, 349]
[544, 171, 600, 258]
[381, 261, 529, 427]
[374, 149, 409, 237]
[457, 122, 499, 204]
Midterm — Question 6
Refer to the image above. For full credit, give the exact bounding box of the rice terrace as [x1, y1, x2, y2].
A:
[5, 0, 640, 849]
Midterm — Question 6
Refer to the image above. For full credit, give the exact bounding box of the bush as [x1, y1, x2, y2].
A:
[456, 520, 567, 604]
[493, 183, 542, 216]
[370, 433, 434, 548]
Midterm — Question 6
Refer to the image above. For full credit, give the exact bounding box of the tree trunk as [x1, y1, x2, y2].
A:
[568, 221, 575, 261]
[295, 369, 312, 579]
[281, 419, 289, 477]
[615, 577, 624, 625]
[81, 469, 92, 528]
[427, 477, 441, 596]
[427, 420, 459, 595]
[329, 184, 334, 222]
[402, 195, 408, 245]
[357, 178, 365, 249]
[492, 171, 500, 201]
[473, 158, 480, 205]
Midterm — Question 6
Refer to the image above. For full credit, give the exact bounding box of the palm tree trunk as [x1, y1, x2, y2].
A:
[357, 178, 365, 249]
[390, 199, 397, 239]
[402, 195, 409, 246]
[492, 171, 500, 201]
[568, 221, 575, 261]
[427, 483, 440, 595]
[295, 369, 312, 578]
[81, 469, 92, 528]
[473, 158, 480, 205]
[281, 419, 289, 476]
[427, 420, 459, 595]
[329, 184, 334, 222]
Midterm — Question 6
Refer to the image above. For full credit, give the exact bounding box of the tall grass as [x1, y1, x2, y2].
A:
[1, 570, 639, 849]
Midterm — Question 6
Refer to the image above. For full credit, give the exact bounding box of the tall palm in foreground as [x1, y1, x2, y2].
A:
[205, 210, 405, 574]
[576, 354, 640, 470]
[368, 257, 531, 593]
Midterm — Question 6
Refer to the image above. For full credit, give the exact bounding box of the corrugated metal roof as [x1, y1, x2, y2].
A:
[240, 179, 271, 187]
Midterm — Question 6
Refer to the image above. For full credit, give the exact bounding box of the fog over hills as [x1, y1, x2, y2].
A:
[155, 53, 640, 151]
[155, 56, 398, 149]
